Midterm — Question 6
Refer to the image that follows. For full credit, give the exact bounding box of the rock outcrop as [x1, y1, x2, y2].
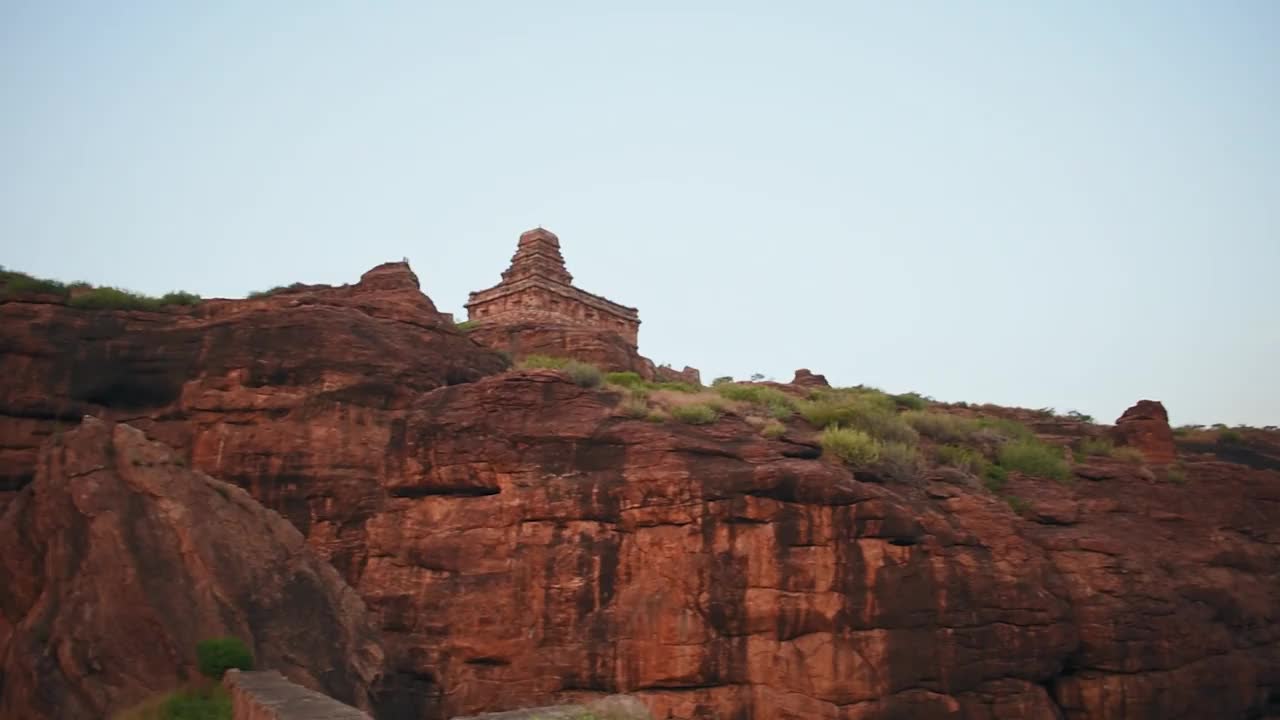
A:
[1112, 400, 1176, 465]
[791, 368, 831, 389]
[1, 267, 1278, 719]
[0, 419, 386, 720]
[654, 364, 702, 386]
[0, 261, 507, 512]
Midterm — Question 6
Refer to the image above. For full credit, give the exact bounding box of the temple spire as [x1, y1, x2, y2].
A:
[500, 228, 573, 286]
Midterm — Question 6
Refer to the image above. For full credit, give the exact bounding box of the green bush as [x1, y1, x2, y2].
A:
[998, 439, 1070, 482]
[903, 411, 978, 444]
[246, 282, 308, 299]
[761, 419, 786, 439]
[1111, 446, 1146, 464]
[0, 268, 70, 297]
[1064, 410, 1095, 423]
[1217, 429, 1243, 445]
[604, 371, 646, 388]
[1078, 437, 1114, 457]
[670, 403, 719, 425]
[563, 361, 602, 388]
[891, 392, 928, 411]
[619, 396, 649, 419]
[454, 319, 476, 331]
[159, 291, 202, 306]
[162, 687, 232, 720]
[518, 355, 570, 370]
[935, 444, 988, 475]
[650, 381, 701, 393]
[62, 286, 202, 311]
[983, 465, 1009, 491]
[195, 637, 253, 681]
[711, 376, 733, 386]
[68, 287, 159, 310]
[975, 417, 1035, 442]
[799, 392, 917, 444]
[820, 426, 880, 466]
[877, 441, 921, 482]
[714, 383, 796, 418]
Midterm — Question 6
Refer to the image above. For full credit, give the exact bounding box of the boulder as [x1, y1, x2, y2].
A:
[0, 419, 386, 720]
[791, 368, 830, 388]
[1112, 400, 1176, 465]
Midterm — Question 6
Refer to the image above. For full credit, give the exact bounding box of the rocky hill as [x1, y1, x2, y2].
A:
[0, 263, 1277, 719]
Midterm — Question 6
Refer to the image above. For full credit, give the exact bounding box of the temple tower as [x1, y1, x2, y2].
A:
[465, 228, 641, 347]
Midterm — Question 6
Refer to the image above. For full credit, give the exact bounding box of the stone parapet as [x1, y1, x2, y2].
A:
[224, 670, 370, 720]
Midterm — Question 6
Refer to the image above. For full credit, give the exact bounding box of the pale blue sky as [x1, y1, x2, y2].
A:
[3, 2, 1277, 426]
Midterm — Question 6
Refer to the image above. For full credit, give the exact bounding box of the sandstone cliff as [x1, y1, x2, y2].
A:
[0, 418, 386, 719]
[1, 263, 1278, 720]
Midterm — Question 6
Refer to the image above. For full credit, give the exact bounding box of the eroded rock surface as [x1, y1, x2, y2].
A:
[1111, 400, 1176, 465]
[0, 419, 385, 720]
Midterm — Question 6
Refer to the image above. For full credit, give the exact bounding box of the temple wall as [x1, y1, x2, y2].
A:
[468, 287, 639, 347]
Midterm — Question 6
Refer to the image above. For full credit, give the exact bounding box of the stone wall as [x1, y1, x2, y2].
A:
[224, 670, 370, 720]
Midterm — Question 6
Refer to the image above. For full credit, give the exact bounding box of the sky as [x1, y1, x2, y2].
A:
[2, 1, 1277, 426]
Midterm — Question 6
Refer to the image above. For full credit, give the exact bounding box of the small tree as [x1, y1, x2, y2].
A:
[196, 637, 254, 680]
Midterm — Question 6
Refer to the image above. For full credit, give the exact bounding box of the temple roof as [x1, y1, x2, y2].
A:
[500, 227, 573, 286]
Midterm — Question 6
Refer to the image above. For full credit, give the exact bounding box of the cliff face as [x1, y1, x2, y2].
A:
[0, 419, 386, 720]
[1, 264, 1278, 720]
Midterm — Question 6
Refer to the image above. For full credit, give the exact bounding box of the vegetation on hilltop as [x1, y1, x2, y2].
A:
[1, 266, 202, 310]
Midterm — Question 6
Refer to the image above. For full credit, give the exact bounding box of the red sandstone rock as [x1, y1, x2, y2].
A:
[791, 368, 830, 388]
[1111, 400, 1176, 465]
[653, 364, 701, 385]
[467, 321, 656, 377]
[0, 419, 385, 720]
[2, 272, 1279, 719]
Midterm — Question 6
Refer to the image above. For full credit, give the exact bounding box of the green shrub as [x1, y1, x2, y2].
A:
[714, 383, 795, 418]
[891, 392, 928, 411]
[646, 409, 669, 423]
[935, 444, 988, 475]
[877, 441, 922, 482]
[903, 411, 978, 444]
[159, 291, 201, 306]
[761, 419, 786, 439]
[820, 426, 880, 466]
[619, 396, 649, 419]
[1078, 437, 1114, 457]
[563, 361, 602, 388]
[711, 376, 733, 386]
[651, 381, 701, 393]
[247, 282, 308, 299]
[1217, 429, 1243, 445]
[670, 403, 719, 425]
[998, 439, 1070, 482]
[454, 319, 476, 331]
[162, 687, 232, 720]
[1064, 410, 1095, 423]
[604, 371, 646, 388]
[68, 287, 160, 310]
[983, 465, 1009, 491]
[799, 392, 917, 444]
[1164, 464, 1188, 484]
[195, 637, 253, 680]
[1110, 446, 1146, 464]
[518, 355, 570, 370]
[975, 417, 1035, 442]
[0, 268, 70, 297]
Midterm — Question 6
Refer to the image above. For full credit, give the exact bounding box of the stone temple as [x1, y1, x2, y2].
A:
[465, 228, 640, 347]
